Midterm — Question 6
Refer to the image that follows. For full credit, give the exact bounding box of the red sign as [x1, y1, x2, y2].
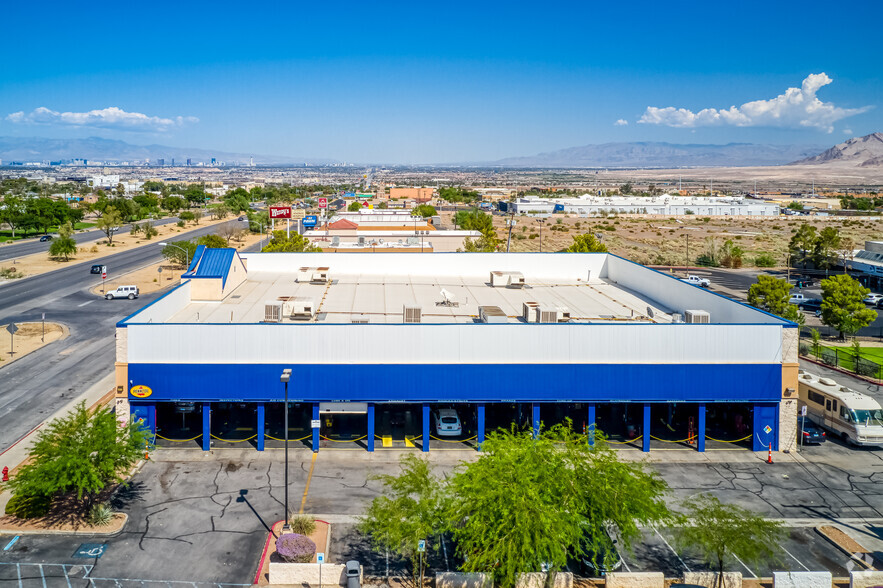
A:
[318, 197, 327, 208]
[269, 206, 292, 219]
[102, 271, 106, 280]
[362, 201, 369, 207]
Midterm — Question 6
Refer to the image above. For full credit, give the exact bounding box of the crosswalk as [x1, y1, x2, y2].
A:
[0, 562, 250, 588]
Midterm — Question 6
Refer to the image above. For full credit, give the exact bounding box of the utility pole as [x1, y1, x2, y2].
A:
[686, 234, 690, 268]
[506, 214, 516, 253]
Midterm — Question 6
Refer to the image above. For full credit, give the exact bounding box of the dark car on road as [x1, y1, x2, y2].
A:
[90, 264, 103, 274]
[797, 298, 822, 313]
[798, 416, 826, 445]
[39, 235, 53, 242]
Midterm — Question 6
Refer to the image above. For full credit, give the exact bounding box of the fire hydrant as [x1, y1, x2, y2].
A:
[2, 466, 9, 482]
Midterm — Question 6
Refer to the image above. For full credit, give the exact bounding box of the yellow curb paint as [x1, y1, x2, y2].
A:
[298, 452, 318, 514]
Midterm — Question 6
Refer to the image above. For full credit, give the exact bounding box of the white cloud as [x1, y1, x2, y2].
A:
[843, 128, 854, 135]
[5, 106, 198, 132]
[614, 119, 628, 126]
[637, 73, 871, 133]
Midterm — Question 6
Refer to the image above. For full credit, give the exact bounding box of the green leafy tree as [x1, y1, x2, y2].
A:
[675, 495, 784, 588]
[198, 234, 228, 248]
[447, 425, 671, 588]
[48, 222, 77, 261]
[413, 204, 437, 218]
[160, 196, 186, 214]
[620, 183, 633, 194]
[789, 223, 818, 270]
[209, 203, 230, 220]
[161, 240, 198, 266]
[820, 274, 877, 339]
[453, 210, 497, 249]
[719, 239, 744, 269]
[96, 208, 123, 245]
[787, 201, 804, 211]
[810, 328, 821, 356]
[0, 194, 26, 237]
[5, 401, 151, 512]
[224, 188, 251, 213]
[565, 233, 608, 253]
[262, 230, 321, 252]
[747, 275, 794, 316]
[813, 226, 841, 270]
[248, 210, 269, 234]
[141, 221, 159, 240]
[179, 211, 196, 223]
[348, 201, 363, 212]
[359, 455, 447, 588]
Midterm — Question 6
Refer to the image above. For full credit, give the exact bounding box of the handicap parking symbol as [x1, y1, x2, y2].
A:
[73, 543, 107, 558]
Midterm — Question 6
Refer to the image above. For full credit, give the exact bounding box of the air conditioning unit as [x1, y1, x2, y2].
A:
[311, 267, 330, 283]
[350, 314, 369, 324]
[297, 267, 314, 282]
[538, 306, 558, 323]
[490, 271, 508, 287]
[264, 302, 282, 323]
[478, 306, 507, 324]
[556, 307, 571, 322]
[284, 297, 315, 320]
[331, 236, 340, 247]
[522, 302, 539, 323]
[358, 236, 366, 245]
[403, 304, 422, 323]
[685, 310, 710, 324]
[507, 271, 525, 288]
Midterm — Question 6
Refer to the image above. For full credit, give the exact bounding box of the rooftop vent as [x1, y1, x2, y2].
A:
[311, 267, 331, 284]
[684, 310, 710, 324]
[522, 301, 539, 323]
[507, 271, 525, 288]
[490, 271, 509, 287]
[538, 306, 559, 323]
[264, 302, 282, 323]
[350, 314, 369, 324]
[331, 236, 340, 247]
[478, 306, 508, 324]
[403, 304, 422, 323]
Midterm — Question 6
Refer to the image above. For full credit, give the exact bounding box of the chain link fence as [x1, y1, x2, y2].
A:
[799, 334, 883, 380]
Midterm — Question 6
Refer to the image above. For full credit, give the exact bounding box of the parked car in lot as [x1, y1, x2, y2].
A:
[680, 275, 710, 288]
[39, 235, 53, 242]
[105, 285, 139, 300]
[798, 416, 826, 445]
[789, 293, 808, 305]
[579, 527, 623, 576]
[238, 216, 246, 221]
[864, 293, 883, 305]
[433, 408, 462, 437]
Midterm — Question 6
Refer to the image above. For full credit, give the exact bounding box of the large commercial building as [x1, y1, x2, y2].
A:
[503, 194, 780, 216]
[115, 248, 798, 453]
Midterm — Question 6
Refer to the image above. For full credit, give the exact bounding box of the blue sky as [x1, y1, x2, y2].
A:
[1, 0, 880, 163]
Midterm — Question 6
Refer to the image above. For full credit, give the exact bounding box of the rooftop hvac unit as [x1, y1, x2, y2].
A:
[350, 314, 369, 324]
[538, 306, 558, 323]
[507, 271, 525, 288]
[671, 313, 683, 323]
[478, 305, 508, 324]
[490, 271, 508, 287]
[310, 267, 331, 283]
[403, 304, 422, 323]
[684, 310, 710, 324]
[284, 297, 315, 320]
[297, 267, 314, 282]
[407, 236, 419, 245]
[556, 307, 571, 322]
[331, 236, 340, 247]
[264, 302, 282, 323]
[522, 302, 539, 323]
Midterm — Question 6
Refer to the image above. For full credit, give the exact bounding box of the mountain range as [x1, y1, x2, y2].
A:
[790, 132, 883, 167]
[0, 136, 331, 165]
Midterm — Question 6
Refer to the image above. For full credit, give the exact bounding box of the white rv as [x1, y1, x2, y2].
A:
[798, 371, 883, 446]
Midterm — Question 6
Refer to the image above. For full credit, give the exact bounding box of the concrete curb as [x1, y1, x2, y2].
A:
[814, 526, 874, 570]
[0, 513, 128, 536]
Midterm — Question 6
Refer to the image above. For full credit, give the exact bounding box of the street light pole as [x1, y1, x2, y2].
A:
[281, 368, 292, 532]
[159, 242, 189, 269]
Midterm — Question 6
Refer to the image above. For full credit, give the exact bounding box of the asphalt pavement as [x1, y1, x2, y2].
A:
[0, 218, 248, 452]
[0, 216, 182, 263]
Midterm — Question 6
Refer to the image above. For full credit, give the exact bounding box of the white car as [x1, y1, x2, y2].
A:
[681, 275, 710, 288]
[789, 293, 807, 305]
[105, 285, 139, 300]
[433, 409, 462, 437]
[864, 293, 883, 305]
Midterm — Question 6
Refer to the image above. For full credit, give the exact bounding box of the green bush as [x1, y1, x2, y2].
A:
[5, 493, 51, 519]
[856, 358, 880, 378]
[289, 514, 317, 535]
[754, 253, 776, 268]
[821, 349, 837, 366]
[798, 343, 810, 356]
[177, 220, 185, 228]
[88, 502, 114, 526]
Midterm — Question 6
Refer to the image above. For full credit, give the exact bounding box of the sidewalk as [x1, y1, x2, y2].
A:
[0, 371, 115, 513]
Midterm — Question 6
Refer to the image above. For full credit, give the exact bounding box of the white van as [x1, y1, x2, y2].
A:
[105, 285, 139, 300]
[798, 371, 883, 446]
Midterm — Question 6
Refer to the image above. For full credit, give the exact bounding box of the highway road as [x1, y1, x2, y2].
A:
[0, 216, 184, 262]
[0, 218, 248, 451]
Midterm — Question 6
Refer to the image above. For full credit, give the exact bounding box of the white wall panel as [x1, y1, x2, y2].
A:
[120, 281, 192, 328]
[127, 323, 782, 365]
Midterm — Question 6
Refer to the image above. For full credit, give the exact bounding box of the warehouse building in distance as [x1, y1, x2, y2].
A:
[115, 249, 798, 454]
[502, 194, 780, 216]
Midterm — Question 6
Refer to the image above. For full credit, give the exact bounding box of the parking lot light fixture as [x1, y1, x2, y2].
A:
[281, 369, 292, 532]
[159, 242, 189, 269]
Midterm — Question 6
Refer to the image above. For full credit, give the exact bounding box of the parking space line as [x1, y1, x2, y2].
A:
[299, 452, 318, 514]
[39, 563, 46, 588]
[61, 564, 72, 588]
[386, 548, 390, 578]
[653, 527, 690, 573]
[441, 536, 450, 571]
[730, 551, 757, 578]
[16, 563, 22, 588]
[782, 546, 810, 572]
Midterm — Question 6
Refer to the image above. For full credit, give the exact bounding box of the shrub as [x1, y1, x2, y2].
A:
[754, 253, 776, 267]
[88, 502, 114, 526]
[177, 220, 185, 228]
[856, 358, 880, 378]
[275, 533, 316, 563]
[799, 343, 810, 356]
[5, 493, 51, 519]
[289, 515, 317, 535]
[821, 349, 837, 366]
[0, 267, 22, 279]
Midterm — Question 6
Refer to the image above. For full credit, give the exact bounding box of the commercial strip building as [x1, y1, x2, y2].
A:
[502, 194, 780, 216]
[114, 249, 798, 454]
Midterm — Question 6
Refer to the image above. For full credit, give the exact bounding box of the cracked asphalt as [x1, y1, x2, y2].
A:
[1, 442, 882, 584]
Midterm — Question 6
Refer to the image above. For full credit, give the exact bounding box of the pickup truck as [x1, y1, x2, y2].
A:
[681, 275, 710, 288]
[789, 293, 808, 305]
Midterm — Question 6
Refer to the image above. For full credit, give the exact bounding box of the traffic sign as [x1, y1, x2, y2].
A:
[417, 540, 426, 553]
[318, 197, 327, 208]
[102, 270, 107, 280]
[303, 215, 318, 228]
[6, 323, 18, 335]
[800, 405, 807, 416]
[316, 552, 325, 564]
[311, 419, 321, 429]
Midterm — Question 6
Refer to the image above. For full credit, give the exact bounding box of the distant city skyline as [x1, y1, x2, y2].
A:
[1, 0, 880, 164]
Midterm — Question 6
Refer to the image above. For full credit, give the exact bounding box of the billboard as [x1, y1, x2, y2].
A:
[269, 206, 292, 219]
[343, 191, 356, 199]
[303, 215, 318, 227]
[318, 197, 327, 208]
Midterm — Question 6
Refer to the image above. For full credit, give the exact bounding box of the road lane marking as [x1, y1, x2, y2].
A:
[298, 452, 318, 514]
[78, 300, 94, 307]
[3, 536, 19, 550]
[653, 527, 690, 572]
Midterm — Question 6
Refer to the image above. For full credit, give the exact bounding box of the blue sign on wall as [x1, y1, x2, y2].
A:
[303, 215, 318, 227]
[344, 191, 356, 198]
[554, 204, 565, 212]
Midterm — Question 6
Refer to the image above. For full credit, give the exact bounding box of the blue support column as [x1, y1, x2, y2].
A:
[422, 404, 430, 452]
[367, 403, 375, 452]
[532, 403, 541, 438]
[312, 403, 320, 453]
[642, 404, 651, 453]
[202, 403, 211, 451]
[697, 404, 706, 453]
[256, 403, 265, 452]
[587, 404, 596, 447]
[477, 404, 486, 450]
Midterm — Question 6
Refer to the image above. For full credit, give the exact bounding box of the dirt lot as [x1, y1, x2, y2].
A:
[0, 322, 68, 367]
[0, 214, 241, 281]
[454, 212, 883, 267]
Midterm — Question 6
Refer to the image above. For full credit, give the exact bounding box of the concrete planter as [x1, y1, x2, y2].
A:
[269, 562, 358, 586]
[773, 571, 833, 588]
[436, 572, 493, 588]
[606, 572, 665, 588]
[516, 571, 573, 588]
[684, 572, 743, 588]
